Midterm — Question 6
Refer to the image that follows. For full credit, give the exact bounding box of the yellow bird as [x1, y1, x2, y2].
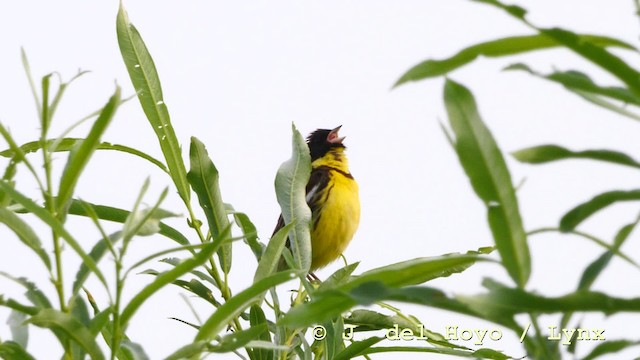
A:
[274, 126, 360, 275]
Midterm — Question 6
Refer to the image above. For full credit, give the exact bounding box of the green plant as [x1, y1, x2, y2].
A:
[1, 1, 639, 360]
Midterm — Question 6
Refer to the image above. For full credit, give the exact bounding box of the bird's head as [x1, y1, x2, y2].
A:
[307, 125, 346, 161]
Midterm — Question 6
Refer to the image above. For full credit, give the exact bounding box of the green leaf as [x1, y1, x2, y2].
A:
[116, 3, 190, 205]
[316, 262, 360, 292]
[341, 253, 482, 291]
[443, 79, 530, 287]
[67, 199, 190, 248]
[333, 337, 384, 360]
[57, 88, 120, 213]
[254, 223, 293, 283]
[0, 340, 36, 360]
[26, 309, 105, 360]
[512, 145, 640, 169]
[458, 279, 640, 318]
[187, 137, 232, 273]
[119, 235, 225, 328]
[209, 324, 268, 353]
[560, 190, 640, 231]
[394, 34, 634, 86]
[573, 89, 640, 122]
[0, 273, 51, 310]
[353, 345, 510, 359]
[233, 210, 263, 260]
[249, 305, 273, 360]
[7, 310, 29, 348]
[72, 232, 121, 296]
[195, 271, 298, 341]
[120, 341, 150, 360]
[0, 184, 108, 290]
[578, 220, 638, 290]
[0, 138, 168, 173]
[582, 339, 640, 360]
[504, 64, 640, 106]
[0, 209, 50, 270]
[280, 252, 483, 328]
[274, 123, 312, 272]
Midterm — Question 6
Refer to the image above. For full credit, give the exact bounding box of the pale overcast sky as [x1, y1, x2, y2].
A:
[1, 1, 639, 359]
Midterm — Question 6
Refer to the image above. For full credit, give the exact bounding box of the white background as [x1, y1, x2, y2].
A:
[1, 1, 639, 359]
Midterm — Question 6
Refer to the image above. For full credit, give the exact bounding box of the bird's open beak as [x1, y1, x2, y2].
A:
[327, 125, 346, 144]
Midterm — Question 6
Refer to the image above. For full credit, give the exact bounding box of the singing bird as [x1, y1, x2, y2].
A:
[273, 126, 360, 275]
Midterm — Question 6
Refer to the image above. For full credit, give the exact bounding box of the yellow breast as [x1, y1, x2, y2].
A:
[309, 151, 360, 270]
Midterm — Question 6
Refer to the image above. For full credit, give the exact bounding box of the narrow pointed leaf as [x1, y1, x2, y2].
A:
[26, 309, 105, 360]
[394, 34, 633, 86]
[249, 305, 273, 360]
[560, 190, 640, 231]
[254, 222, 292, 283]
[582, 340, 640, 360]
[67, 199, 190, 248]
[0, 138, 168, 173]
[195, 271, 298, 341]
[512, 145, 640, 169]
[0, 209, 50, 269]
[187, 137, 232, 272]
[444, 79, 530, 287]
[274, 124, 312, 272]
[504, 64, 640, 106]
[117, 3, 190, 204]
[119, 238, 222, 328]
[0, 183, 108, 289]
[57, 88, 120, 212]
[0, 341, 36, 360]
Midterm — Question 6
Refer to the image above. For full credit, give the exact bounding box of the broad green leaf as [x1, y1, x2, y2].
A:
[249, 305, 273, 360]
[279, 250, 484, 327]
[116, 3, 190, 205]
[0, 340, 36, 360]
[394, 34, 634, 87]
[345, 309, 453, 347]
[187, 137, 232, 273]
[444, 79, 530, 287]
[7, 310, 28, 348]
[57, 88, 120, 213]
[512, 145, 640, 169]
[119, 237, 224, 328]
[458, 279, 640, 318]
[0, 209, 50, 270]
[0, 138, 168, 173]
[67, 199, 190, 248]
[582, 340, 640, 360]
[274, 123, 312, 272]
[341, 253, 482, 291]
[504, 64, 640, 106]
[321, 317, 345, 359]
[0, 184, 108, 289]
[560, 190, 640, 231]
[254, 222, 293, 283]
[26, 309, 104, 360]
[195, 271, 298, 341]
[316, 262, 360, 292]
